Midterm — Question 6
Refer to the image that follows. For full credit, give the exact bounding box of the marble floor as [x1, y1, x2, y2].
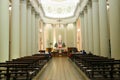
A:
[34, 57, 87, 80]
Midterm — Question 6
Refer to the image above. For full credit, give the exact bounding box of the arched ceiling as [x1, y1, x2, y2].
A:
[39, 0, 80, 18]
[30, 0, 83, 24]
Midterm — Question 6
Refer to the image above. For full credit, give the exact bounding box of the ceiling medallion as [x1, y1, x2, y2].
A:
[57, 7, 62, 14]
[39, 0, 80, 19]
[51, 0, 65, 2]
[67, 6, 72, 12]
[47, 6, 52, 13]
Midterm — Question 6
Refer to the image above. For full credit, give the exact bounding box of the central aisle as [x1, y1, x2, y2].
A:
[35, 57, 85, 80]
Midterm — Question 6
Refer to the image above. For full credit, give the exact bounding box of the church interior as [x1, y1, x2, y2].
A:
[0, 0, 120, 80]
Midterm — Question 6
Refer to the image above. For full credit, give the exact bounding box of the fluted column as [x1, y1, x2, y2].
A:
[66, 24, 69, 47]
[84, 8, 89, 53]
[80, 12, 85, 50]
[92, 0, 100, 55]
[27, 2, 32, 56]
[109, 0, 120, 59]
[99, 0, 110, 57]
[35, 12, 38, 53]
[0, 0, 9, 62]
[35, 14, 39, 52]
[10, 0, 20, 59]
[52, 24, 56, 48]
[20, 0, 27, 57]
[87, 1, 93, 53]
[60, 24, 65, 44]
[31, 8, 34, 54]
[64, 24, 67, 47]
[31, 8, 36, 54]
[43, 23, 45, 50]
[55, 24, 58, 44]
[50, 24, 53, 48]
[38, 21, 41, 50]
[67, 24, 74, 47]
[74, 22, 77, 47]
[40, 21, 43, 50]
[39, 21, 42, 50]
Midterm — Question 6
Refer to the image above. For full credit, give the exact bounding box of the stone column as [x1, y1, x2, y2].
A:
[109, 0, 120, 59]
[35, 13, 39, 52]
[65, 24, 68, 47]
[27, 2, 32, 56]
[92, 0, 100, 55]
[80, 12, 85, 50]
[87, 1, 94, 53]
[10, 0, 20, 59]
[73, 22, 77, 47]
[0, 0, 9, 62]
[50, 24, 53, 48]
[42, 23, 44, 50]
[84, 8, 89, 53]
[67, 24, 72, 47]
[64, 24, 67, 47]
[20, 0, 27, 57]
[99, 0, 110, 57]
[31, 8, 33, 54]
[31, 8, 36, 54]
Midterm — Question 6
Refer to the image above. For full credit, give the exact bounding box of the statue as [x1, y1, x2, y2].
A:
[54, 35, 65, 53]
[54, 35, 65, 48]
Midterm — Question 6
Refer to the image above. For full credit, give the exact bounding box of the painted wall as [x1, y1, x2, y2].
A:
[43, 23, 77, 49]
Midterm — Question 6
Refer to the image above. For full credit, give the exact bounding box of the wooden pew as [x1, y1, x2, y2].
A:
[0, 54, 51, 80]
[69, 53, 120, 80]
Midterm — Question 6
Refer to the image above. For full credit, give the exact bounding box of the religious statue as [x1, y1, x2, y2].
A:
[54, 35, 65, 48]
[54, 35, 65, 53]
[54, 40, 65, 48]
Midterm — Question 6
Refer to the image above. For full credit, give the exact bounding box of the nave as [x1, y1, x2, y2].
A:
[0, 0, 120, 80]
[34, 57, 86, 80]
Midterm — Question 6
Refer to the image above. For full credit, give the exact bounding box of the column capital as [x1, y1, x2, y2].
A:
[63, 24, 68, 27]
[27, 1, 31, 7]
[35, 13, 39, 15]
[88, 0, 92, 5]
[80, 11, 84, 16]
[51, 24, 55, 27]
[87, 0, 92, 8]
[20, 0, 27, 3]
[35, 13, 40, 18]
[92, 0, 98, 2]
[32, 7, 36, 12]
[83, 6, 87, 12]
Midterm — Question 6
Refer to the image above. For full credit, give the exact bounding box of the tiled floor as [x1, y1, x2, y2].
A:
[34, 57, 86, 80]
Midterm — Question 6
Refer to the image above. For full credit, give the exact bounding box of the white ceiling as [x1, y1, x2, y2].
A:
[30, 0, 83, 24]
[39, 0, 80, 18]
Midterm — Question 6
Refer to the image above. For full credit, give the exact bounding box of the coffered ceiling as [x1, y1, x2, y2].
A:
[39, 0, 80, 18]
[30, 0, 82, 24]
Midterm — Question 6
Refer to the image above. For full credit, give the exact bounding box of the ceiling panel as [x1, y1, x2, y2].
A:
[30, 0, 82, 24]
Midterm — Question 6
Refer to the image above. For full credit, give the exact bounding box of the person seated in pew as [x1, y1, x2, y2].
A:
[88, 52, 93, 55]
[82, 50, 86, 54]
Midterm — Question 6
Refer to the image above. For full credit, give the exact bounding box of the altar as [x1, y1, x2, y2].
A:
[55, 48, 66, 53]
[52, 35, 67, 56]
[52, 48, 67, 56]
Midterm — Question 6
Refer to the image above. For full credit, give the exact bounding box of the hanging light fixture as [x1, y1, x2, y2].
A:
[57, 18, 61, 27]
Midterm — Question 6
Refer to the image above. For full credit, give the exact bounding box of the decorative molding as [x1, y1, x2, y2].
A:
[29, 0, 91, 24]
